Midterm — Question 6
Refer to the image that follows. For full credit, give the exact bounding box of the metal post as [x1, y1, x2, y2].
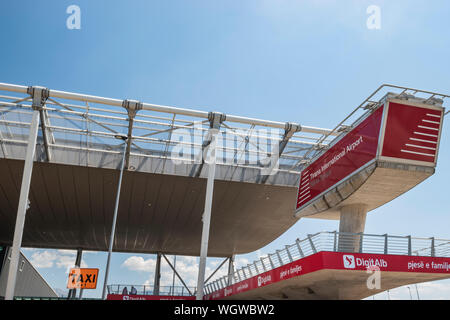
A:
[358, 232, 364, 253]
[247, 265, 253, 277]
[204, 257, 228, 285]
[268, 254, 275, 269]
[162, 254, 192, 296]
[430, 237, 435, 257]
[4, 101, 42, 300]
[260, 257, 267, 272]
[154, 252, 162, 295]
[68, 248, 83, 299]
[333, 232, 337, 252]
[195, 126, 219, 300]
[308, 234, 317, 254]
[101, 136, 128, 300]
[407, 235, 412, 256]
[296, 239, 305, 258]
[227, 255, 235, 286]
[384, 234, 388, 254]
[254, 262, 260, 274]
[276, 250, 283, 265]
[171, 255, 177, 295]
[285, 245, 293, 262]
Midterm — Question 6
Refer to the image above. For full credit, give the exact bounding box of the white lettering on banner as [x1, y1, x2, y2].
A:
[356, 257, 388, 268]
[431, 261, 450, 271]
[343, 255, 387, 269]
[122, 295, 145, 300]
[257, 275, 272, 287]
[236, 283, 248, 292]
[309, 136, 364, 181]
[224, 288, 233, 296]
[409, 260, 450, 272]
[280, 265, 303, 279]
[408, 261, 424, 270]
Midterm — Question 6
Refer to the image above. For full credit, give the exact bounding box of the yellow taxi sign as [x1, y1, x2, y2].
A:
[67, 268, 99, 289]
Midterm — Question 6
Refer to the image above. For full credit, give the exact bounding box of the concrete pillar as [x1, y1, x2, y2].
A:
[338, 204, 368, 252]
[227, 255, 235, 286]
[153, 253, 162, 295]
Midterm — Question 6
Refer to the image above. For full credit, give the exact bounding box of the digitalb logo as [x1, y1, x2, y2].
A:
[343, 255, 356, 269]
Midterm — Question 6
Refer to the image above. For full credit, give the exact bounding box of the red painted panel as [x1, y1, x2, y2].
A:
[381, 102, 443, 163]
[296, 106, 384, 210]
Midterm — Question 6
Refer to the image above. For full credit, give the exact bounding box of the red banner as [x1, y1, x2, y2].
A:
[296, 106, 384, 210]
[381, 102, 443, 163]
[106, 294, 195, 301]
[204, 251, 450, 300]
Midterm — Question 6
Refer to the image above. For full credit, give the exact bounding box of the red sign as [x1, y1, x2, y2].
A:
[296, 99, 445, 213]
[381, 102, 443, 163]
[296, 106, 384, 210]
[204, 251, 450, 300]
[107, 294, 195, 300]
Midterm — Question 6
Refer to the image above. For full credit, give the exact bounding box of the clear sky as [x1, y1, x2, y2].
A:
[1, 0, 450, 299]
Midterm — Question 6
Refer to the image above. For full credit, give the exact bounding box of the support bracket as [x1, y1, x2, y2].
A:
[122, 99, 143, 169]
[27, 86, 49, 111]
[28, 86, 51, 161]
[259, 122, 301, 184]
[190, 112, 225, 177]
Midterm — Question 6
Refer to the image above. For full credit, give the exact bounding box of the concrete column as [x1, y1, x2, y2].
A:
[227, 255, 235, 286]
[153, 252, 162, 295]
[338, 204, 368, 252]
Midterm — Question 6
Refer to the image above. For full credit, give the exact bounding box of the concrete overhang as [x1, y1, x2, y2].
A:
[295, 95, 444, 221]
[223, 268, 450, 300]
[0, 158, 299, 257]
[295, 160, 434, 220]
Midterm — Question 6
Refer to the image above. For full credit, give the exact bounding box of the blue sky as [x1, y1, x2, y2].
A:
[2, 0, 450, 299]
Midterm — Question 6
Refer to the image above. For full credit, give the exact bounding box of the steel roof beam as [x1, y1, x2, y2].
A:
[27, 86, 52, 162]
[190, 112, 225, 178]
[122, 99, 143, 169]
[258, 122, 301, 184]
[0, 82, 336, 135]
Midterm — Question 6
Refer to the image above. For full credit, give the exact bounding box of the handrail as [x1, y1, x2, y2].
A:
[204, 231, 450, 295]
[107, 284, 196, 297]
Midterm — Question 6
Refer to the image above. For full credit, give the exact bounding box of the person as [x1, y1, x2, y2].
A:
[122, 286, 128, 295]
[130, 286, 137, 295]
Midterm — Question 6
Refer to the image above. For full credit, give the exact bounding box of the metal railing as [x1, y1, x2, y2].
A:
[204, 231, 450, 295]
[0, 82, 339, 181]
[107, 284, 196, 297]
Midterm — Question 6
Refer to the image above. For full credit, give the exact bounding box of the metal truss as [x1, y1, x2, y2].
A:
[0, 82, 338, 181]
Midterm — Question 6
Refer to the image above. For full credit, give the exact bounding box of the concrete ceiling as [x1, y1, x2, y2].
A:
[0, 159, 299, 257]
